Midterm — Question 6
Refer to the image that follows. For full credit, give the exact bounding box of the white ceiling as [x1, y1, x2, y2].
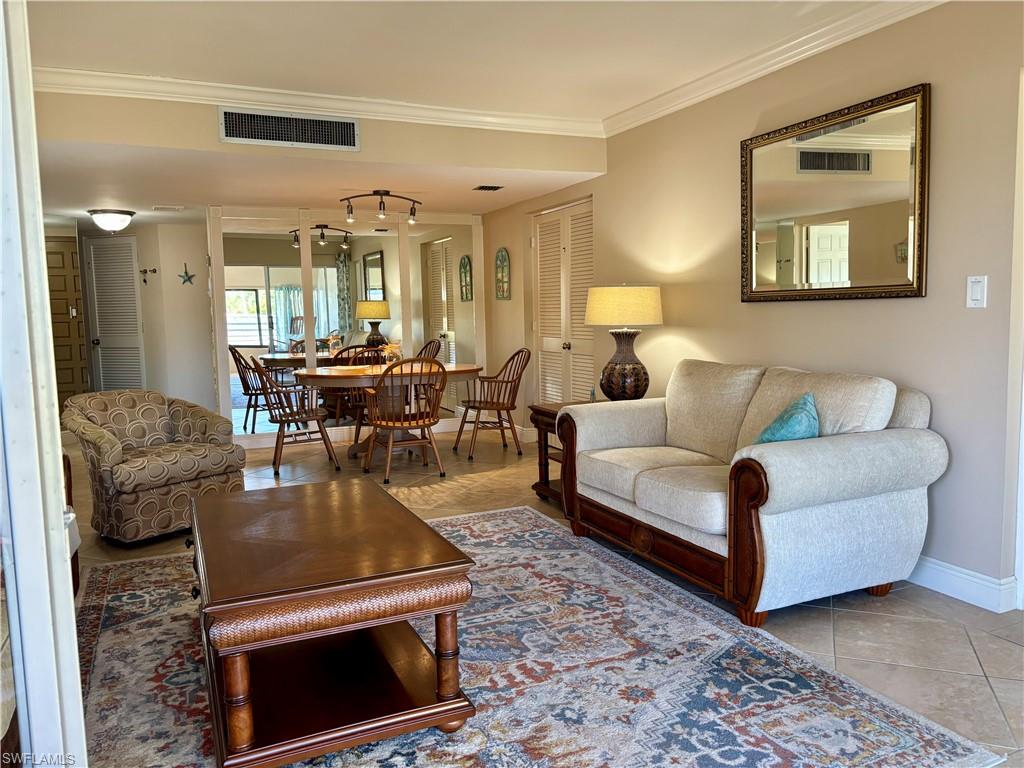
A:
[28, 1, 917, 122]
[38, 140, 599, 223]
[29, 1, 930, 225]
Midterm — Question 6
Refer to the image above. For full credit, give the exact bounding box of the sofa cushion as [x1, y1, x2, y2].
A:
[635, 465, 732, 535]
[736, 367, 897, 450]
[67, 389, 174, 449]
[665, 360, 766, 463]
[577, 446, 722, 502]
[887, 387, 931, 429]
[111, 442, 246, 493]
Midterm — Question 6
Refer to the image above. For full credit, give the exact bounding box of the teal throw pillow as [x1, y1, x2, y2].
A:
[754, 392, 819, 444]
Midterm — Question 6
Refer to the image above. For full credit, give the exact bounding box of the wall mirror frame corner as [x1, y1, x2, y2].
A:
[740, 83, 930, 302]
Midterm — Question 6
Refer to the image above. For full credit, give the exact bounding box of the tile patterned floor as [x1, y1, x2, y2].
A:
[64, 430, 1024, 765]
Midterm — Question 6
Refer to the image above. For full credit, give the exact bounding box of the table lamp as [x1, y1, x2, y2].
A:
[354, 300, 391, 347]
[584, 285, 663, 400]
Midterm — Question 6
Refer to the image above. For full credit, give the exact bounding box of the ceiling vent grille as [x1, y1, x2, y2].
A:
[798, 149, 871, 174]
[219, 107, 360, 151]
[473, 185, 505, 192]
[793, 117, 868, 142]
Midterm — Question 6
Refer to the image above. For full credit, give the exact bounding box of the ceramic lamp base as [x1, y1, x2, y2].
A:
[599, 329, 649, 401]
[365, 321, 387, 348]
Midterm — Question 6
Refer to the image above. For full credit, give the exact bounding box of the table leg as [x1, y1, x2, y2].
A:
[223, 652, 255, 753]
[537, 427, 550, 489]
[435, 611, 465, 733]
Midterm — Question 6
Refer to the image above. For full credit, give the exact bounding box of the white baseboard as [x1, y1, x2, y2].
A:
[235, 419, 538, 450]
[908, 555, 1019, 614]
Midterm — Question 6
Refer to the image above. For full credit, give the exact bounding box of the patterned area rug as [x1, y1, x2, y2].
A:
[77, 507, 998, 768]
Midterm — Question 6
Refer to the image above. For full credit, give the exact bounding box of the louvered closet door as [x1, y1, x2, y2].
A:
[85, 236, 146, 389]
[534, 200, 595, 404]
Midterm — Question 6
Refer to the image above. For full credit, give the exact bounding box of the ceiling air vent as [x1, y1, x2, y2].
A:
[797, 149, 871, 174]
[218, 107, 360, 151]
[373, 228, 389, 233]
[793, 117, 868, 142]
[473, 185, 504, 192]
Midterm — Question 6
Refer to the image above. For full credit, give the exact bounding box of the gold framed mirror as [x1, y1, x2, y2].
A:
[741, 84, 929, 301]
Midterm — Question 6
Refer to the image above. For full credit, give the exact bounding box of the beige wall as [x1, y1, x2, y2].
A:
[115, 222, 216, 409]
[34, 93, 606, 175]
[156, 223, 215, 408]
[483, 2, 1024, 579]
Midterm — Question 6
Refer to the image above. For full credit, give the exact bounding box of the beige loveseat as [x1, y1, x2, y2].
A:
[556, 359, 949, 626]
[62, 391, 245, 542]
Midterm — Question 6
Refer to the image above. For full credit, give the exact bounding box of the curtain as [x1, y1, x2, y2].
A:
[335, 252, 353, 335]
[270, 284, 303, 350]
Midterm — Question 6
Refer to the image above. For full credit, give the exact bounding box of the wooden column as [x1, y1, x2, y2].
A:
[435, 610, 465, 734]
[222, 652, 254, 752]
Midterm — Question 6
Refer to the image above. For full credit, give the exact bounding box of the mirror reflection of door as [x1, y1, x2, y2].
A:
[806, 221, 850, 286]
[427, 239, 458, 412]
[363, 251, 385, 300]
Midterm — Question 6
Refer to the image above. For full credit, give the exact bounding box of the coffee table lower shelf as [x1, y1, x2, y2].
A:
[207, 621, 476, 768]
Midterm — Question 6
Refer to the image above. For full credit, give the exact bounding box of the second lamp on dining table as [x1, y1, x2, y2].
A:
[584, 284, 663, 400]
[354, 299, 391, 347]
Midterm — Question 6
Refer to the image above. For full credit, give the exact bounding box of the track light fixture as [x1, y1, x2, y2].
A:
[288, 224, 353, 250]
[338, 189, 422, 227]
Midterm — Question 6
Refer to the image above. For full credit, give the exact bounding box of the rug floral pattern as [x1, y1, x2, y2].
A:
[77, 507, 996, 768]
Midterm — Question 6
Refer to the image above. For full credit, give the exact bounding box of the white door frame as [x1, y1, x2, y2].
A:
[1, 0, 88, 760]
[1012, 66, 1024, 611]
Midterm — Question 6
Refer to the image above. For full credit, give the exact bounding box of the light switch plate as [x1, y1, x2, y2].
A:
[966, 275, 988, 308]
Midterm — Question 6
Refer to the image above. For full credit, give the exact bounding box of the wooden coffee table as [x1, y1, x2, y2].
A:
[192, 479, 476, 768]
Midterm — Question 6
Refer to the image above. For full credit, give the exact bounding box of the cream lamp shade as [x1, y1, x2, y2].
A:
[584, 285, 663, 328]
[354, 300, 391, 321]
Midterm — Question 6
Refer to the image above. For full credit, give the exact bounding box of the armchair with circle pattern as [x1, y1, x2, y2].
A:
[61, 390, 245, 542]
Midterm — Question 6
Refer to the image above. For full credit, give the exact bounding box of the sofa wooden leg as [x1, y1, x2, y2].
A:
[569, 520, 587, 537]
[866, 583, 893, 597]
[737, 607, 767, 628]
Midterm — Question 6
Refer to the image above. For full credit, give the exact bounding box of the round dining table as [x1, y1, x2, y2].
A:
[294, 362, 483, 457]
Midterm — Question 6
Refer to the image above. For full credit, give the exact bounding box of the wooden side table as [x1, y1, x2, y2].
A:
[529, 401, 587, 508]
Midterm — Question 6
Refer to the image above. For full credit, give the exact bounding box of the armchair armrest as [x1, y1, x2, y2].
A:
[557, 398, 667, 453]
[168, 398, 234, 444]
[732, 428, 949, 515]
[60, 410, 122, 482]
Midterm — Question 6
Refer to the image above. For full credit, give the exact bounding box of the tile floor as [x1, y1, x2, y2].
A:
[65, 430, 1024, 765]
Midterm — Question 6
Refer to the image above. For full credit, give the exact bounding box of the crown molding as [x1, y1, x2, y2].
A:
[31, 67, 607, 139]
[32, 3, 940, 142]
[602, 2, 942, 137]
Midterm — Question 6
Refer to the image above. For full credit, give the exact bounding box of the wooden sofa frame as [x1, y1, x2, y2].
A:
[556, 414, 892, 627]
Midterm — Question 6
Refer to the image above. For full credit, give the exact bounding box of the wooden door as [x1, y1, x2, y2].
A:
[84, 236, 146, 389]
[46, 238, 90, 407]
[535, 200, 595, 403]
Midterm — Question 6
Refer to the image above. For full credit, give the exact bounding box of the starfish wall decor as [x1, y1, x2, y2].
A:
[178, 263, 195, 285]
